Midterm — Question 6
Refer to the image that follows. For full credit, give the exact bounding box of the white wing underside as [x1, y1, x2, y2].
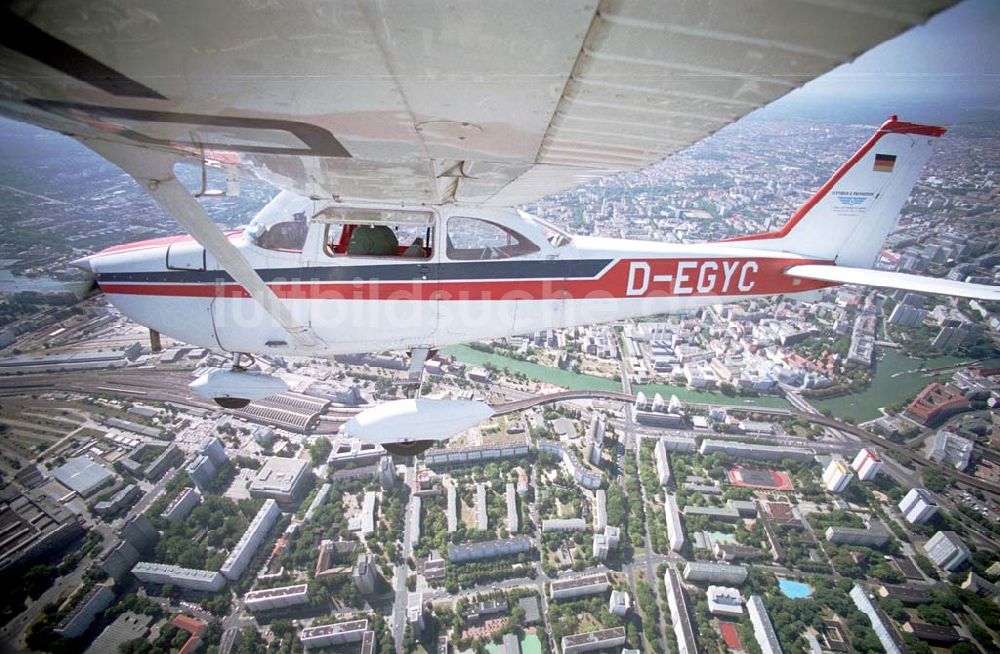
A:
[787, 265, 1000, 301]
[0, 0, 956, 206]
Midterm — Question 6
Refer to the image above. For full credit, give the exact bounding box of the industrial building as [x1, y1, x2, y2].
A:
[851, 448, 883, 481]
[821, 457, 853, 493]
[561, 627, 626, 654]
[448, 536, 531, 563]
[925, 531, 971, 572]
[748, 594, 783, 654]
[698, 439, 814, 463]
[0, 491, 84, 574]
[825, 520, 891, 547]
[160, 487, 201, 524]
[132, 562, 226, 592]
[248, 456, 310, 504]
[683, 562, 748, 585]
[663, 567, 698, 654]
[655, 439, 672, 486]
[850, 584, 902, 654]
[52, 456, 113, 497]
[94, 484, 141, 516]
[665, 494, 684, 552]
[549, 572, 611, 601]
[898, 488, 939, 524]
[220, 499, 281, 581]
[243, 584, 309, 612]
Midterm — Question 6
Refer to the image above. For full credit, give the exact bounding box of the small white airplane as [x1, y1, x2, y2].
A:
[1, 1, 994, 454]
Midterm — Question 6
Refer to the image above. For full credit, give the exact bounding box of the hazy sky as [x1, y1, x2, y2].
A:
[763, 0, 1000, 123]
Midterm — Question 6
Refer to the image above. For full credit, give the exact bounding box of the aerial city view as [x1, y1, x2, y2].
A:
[0, 2, 999, 654]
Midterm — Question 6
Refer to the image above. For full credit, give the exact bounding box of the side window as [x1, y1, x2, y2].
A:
[446, 217, 540, 260]
[324, 223, 432, 258]
[247, 212, 309, 252]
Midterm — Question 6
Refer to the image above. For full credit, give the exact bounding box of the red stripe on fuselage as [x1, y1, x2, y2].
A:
[98, 257, 836, 300]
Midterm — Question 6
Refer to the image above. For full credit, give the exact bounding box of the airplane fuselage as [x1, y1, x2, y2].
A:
[84, 203, 834, 356]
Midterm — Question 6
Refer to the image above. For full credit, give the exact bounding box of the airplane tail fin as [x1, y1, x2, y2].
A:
[722, 116, 946, 268]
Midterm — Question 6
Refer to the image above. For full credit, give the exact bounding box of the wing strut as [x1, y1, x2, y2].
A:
[86, 140, 321, 349]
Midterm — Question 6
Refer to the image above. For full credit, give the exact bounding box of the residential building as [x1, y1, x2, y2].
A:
[549, 573, 611, 601]
[300, 619, 368, 649]
[821, 457, 853, 493]
[424, 436, 529, 467]
[707, 586, 743, 617]
[55, 583, 116, 638]
[160, 487, 201, 524]
[354, 553, 378, 594]
[699, 439, 814, 463]
[220, 499, 281, 581]
[898, 488, 938, 524]
[925, 531, 971, 572]
[248, 456, 310, 504]
[326, 438, 385, 469]
[196, 437, 228, 466]
[354, 491, 377, 536]
[448, 536, 531, 563]
[132, 562, 226, 592]
[410, 495, 421, 548]
[503, 632, 521, 654]
[537, 440, 602, 489]
[186, 455, 216, 490]
[407, 593, 425, 634]
[748, 595, 783, 654]
[664, 567, 698, 654]
[655, 439, 672, 486]
[446, 483, 458, 533]
[593, 489, 607, 532]
[928, 431, 973, 471]
[825, 520, 891, 547]
[542, 518, 587, 532]
[683, 562, 748, 585]
[243, 584, 309, 612]
[665, 494, 684, 552]
[850, 585, 902, 654]
[476, 483, 488, 532]
[561, 627, 626, 654]
[506, 483, 518, 533]
[593, 526, 621, 561]
[609, 590, 630, 617]
[851, 449, 883, 481]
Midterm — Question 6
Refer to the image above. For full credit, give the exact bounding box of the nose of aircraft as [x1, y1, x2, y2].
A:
[70, 255, 94, 274]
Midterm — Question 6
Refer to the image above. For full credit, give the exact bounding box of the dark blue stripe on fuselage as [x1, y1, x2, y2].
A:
[97, 259, 614, 284]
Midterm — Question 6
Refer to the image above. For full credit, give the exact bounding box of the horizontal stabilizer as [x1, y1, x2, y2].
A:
[786, 265, 1000, 301]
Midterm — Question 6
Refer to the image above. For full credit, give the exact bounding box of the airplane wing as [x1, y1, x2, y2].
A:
[0, 0, 957, 206]
[786, 265, 1000, 301]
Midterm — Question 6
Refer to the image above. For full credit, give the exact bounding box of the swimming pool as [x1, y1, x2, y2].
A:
[778, 578, 813, 599]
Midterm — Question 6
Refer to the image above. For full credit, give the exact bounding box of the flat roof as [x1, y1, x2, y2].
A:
[300, 619, 368, 638]
[551, 573, 609, 590]
[562, 626, 626, 647]
[249, 457, 308, 493]
[52, 456, 112, 495]
[244, 584, 308, 600]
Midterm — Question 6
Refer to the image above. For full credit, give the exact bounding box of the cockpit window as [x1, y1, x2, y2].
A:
[519, 210, 573, 247]
[245, 191, 314, 253]
[446, 217, 540, 260]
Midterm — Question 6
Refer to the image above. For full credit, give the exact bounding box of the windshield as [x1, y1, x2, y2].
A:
[518, 210, 573, 247]
[245, 191, 314, 252]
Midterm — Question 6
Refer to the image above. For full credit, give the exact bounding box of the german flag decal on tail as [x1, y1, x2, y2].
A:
[873, 153, 896, 172]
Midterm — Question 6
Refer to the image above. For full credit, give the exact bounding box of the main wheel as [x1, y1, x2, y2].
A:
[382, 440, 435, 456]
[214, 397, 251, 409]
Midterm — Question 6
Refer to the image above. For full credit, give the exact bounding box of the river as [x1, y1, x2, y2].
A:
[443, 344, 996, 418]
[0, 270, 74, 294]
